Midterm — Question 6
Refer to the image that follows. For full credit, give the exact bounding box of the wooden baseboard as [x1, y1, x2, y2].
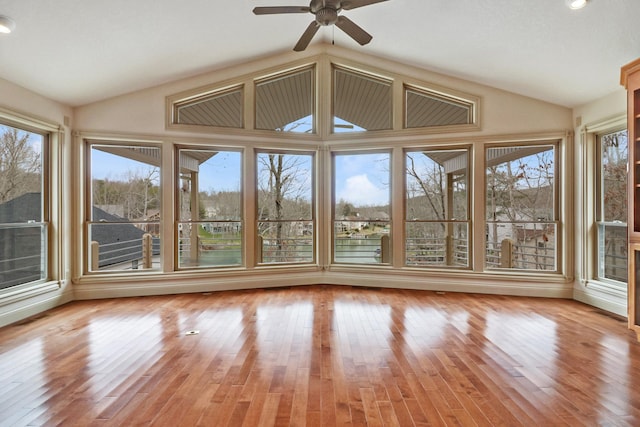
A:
[573, 285, 627, 317]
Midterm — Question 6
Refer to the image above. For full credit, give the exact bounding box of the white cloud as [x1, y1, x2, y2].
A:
[337, 174, 389, 206]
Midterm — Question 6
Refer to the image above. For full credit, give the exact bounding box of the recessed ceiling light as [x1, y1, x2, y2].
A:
[0, 15, 16, 34]
[567, 0, 588, 9]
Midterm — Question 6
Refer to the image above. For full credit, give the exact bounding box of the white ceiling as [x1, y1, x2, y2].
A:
[0, 0, 638, 108]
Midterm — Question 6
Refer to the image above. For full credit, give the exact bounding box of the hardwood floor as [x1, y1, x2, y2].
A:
[1, 285, 640, 426]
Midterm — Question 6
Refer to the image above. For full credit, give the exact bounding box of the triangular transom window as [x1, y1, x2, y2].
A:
[405, 86, 474, 128]
[167, 53, 479, 135]
[174, 86, 243, 128]
[255, 67, 315, 133]
[333, 66, 392, 132]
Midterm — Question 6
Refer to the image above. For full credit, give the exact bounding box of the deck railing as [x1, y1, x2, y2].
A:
[0, 223, 47, 289]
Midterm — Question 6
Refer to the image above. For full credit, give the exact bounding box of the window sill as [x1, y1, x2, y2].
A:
[0, 281, 62, 308]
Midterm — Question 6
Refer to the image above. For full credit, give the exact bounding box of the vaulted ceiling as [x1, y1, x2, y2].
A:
[0, 0, 638, 108]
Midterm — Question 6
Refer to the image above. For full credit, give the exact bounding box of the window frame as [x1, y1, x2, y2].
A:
[403, 84, 475, 129]
[331, 64, 394, 134]
[254, 65, 317, 134]
[404, 146, 472, 269]
[255, 148, 316, 266]
[594, 127, 628, 285]
[84, 139, 163, 275]
[174, 85, 244, 129]
[331, 149, 392, 266]
[175, 146, 244, 270]
[0, 107, 61, 291]
[484, 141, 561, 273]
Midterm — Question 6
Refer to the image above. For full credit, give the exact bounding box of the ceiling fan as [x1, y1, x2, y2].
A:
[253, 0, 389, 52]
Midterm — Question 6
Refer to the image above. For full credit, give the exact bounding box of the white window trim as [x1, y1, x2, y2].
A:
[0, 106, 64, 299]
[579, 114, 628, 295]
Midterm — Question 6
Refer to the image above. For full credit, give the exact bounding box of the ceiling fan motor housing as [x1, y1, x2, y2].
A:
[315, 7, 339, 25]
[253, 0, 385, 51]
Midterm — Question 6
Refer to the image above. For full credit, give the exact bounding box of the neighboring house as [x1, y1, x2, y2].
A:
[90, 206, 160, 268]
[0, 193, 157, 282]
[132, 209, 160, 235]
[0, 193, 43, 288]
[487, 209, 556, 270]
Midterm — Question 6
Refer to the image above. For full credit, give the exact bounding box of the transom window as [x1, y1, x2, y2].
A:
[167, 56, 478, 135]
[405, 85, 474, 128]
[255, 67, 315, 133]
[332, 66, 392, 132]
[174, 86, 243, 128]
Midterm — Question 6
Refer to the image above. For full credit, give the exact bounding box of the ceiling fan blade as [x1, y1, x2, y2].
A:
[294, 21, 320, 51]
[335, 15, 373, 46]
[253, 6, 311, 15]
[340, 0, 389, 11]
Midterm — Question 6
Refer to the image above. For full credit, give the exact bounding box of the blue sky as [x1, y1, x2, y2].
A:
[0, 124, 43, 154]
[91, 149, 242, 193]
[91, 148, 391, 206]
[335, 152, 389, 207]
[196, 151, 241, 193]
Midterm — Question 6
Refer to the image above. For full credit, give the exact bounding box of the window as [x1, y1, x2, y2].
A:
[485, 144, 558, 271]
[596, 129, 628, 283]
[405, 148, 470, 268]
[333, 66, 392, 133]
[173, 86, 243, 128]
[257, 151, 314, 264]
[333, 152, 390, 264]
[168, 57, 480, 136]
[87, 143, 161, 272]
[255, 67, 315, 133]
[0, 123, 47, 289]
[404, 85, 474, 128]
[177, 149, 242, 268]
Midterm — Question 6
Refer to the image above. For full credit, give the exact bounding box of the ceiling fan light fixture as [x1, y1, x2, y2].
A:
[566, 0, 588, 10]
[0, 15, 15, 34]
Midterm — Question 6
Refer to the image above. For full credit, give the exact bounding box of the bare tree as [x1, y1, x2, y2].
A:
[0, 127, 41, 203]
[406, 153, 446, 222]
[486, 147, 555, 269]
[92, 167, 159, 220]
[602, 131, 627, 222]
[257, 153, 311, 261]
[600, 130, 628, 280]
[124, 167, 160, 220]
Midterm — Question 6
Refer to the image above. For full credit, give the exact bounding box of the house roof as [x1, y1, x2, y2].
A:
[0, 192, 147, 246]
[0, 193, 41, 223]
[0, 1, 639, 108]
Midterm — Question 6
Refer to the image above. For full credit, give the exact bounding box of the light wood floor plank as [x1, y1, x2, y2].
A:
[1, 285, 640, 426]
